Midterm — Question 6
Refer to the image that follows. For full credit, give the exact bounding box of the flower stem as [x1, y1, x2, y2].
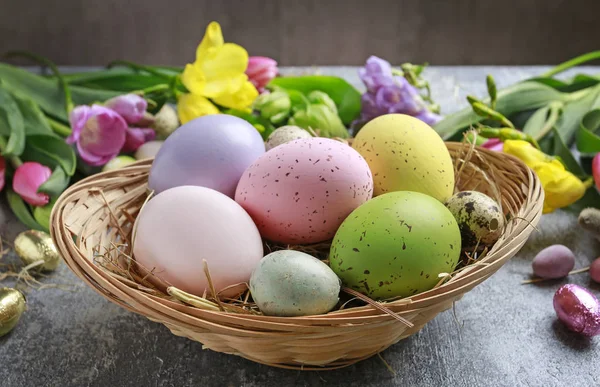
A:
[0, 136, 23, 168]
[542, 51, 600, 78]
[4, 51, 74, 113]
[137, 84, 170, 95]
[46, 117, 72, 137]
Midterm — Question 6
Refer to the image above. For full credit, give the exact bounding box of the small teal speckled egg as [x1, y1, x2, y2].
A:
[250, 250, 341, 316]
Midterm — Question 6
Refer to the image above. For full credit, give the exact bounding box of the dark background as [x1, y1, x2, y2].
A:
[0, 0, 598, 67]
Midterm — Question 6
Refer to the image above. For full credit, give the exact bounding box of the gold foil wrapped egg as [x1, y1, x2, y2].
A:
[0, 288, 26, 337]
[14, 230, 61, 272]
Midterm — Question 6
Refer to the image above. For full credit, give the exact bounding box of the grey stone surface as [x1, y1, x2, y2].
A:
[2, 66, 600, 387]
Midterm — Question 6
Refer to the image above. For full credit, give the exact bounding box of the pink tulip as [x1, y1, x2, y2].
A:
[0, 156, 5, 192]
[246, 56, 278, 93]
[592, 153, 600, 192]
[121, 127, 157, 153]
[104, 94, 148, 124]
[67, 105, 127, 166]
[13, 162, 52, 206]
[482, 138, 504, 152]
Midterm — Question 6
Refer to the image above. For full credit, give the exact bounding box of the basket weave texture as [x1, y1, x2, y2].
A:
[50, 142, 543, 370]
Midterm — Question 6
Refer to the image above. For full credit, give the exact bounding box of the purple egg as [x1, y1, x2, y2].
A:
[148, 114, 265, 197]
[553, 284, 600, 337]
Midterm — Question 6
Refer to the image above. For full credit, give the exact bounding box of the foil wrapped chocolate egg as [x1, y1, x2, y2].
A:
[14, 230, 61, 272]
[553, 284, 600, 336]
[0, 288, 26, 337]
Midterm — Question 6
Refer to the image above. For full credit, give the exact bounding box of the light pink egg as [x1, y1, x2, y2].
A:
[235, 138, 373, 244]
[133, 185, 264, 297]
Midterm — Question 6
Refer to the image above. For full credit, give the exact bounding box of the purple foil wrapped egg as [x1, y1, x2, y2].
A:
[553, 284, 600, 337]
[148, 114, 265, 197]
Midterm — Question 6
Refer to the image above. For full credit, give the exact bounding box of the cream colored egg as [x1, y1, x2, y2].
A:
[134, 140, 164, 160]
[133, 185, 264, 297]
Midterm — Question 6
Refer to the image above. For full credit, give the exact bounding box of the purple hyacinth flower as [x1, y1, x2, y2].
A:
[361, 92, 386, 118]
[358, 56, 395, 93]
[375, 84, 404, 111]
[414, 109, 442, 126]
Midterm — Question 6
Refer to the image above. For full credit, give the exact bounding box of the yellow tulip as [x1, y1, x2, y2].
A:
[503, 140, 590, 213]
[177, 93, 219, 124]
[177, 21, 258, 123]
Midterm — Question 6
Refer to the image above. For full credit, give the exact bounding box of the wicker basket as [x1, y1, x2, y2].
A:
[50, 142, 543, 370]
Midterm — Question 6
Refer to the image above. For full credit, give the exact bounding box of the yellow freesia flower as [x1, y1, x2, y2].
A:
[212, 81, 258, 111]
[177, 93, 220, 124]
[177, 21, 258, 123]
[503, 140, 591, 214]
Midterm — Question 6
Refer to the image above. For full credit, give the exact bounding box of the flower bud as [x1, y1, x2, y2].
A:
[246, 56, 278, 93]
[104, 94, 148, 124]
[592, 153, 600, 191]
[253, 91, 291, 124]
[307, 91, 338, 114]
[122, 128, 156, 153]
[289, 104, 348, 139]
[12, 162, 52, 206]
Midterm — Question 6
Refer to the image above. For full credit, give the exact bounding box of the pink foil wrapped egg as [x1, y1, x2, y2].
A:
[553, 284, 600, 337]
[235, 137, 373, 244]
[148, 114, 265, 198]
[133, 185, 264, 297]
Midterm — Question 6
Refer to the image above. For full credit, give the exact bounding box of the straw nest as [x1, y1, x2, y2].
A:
[50, 141, 543, 370]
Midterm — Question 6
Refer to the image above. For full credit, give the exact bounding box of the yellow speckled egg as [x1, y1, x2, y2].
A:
[352, 114, 454, 202]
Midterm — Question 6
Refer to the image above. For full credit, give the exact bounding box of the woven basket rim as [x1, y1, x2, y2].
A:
[49, 141, 544, 369]
[51, 141, 543, 317]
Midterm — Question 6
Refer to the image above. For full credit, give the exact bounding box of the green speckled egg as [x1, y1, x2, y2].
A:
[352, 114, 455, 202]
[250, 250, 341, 316]
[329, 191, 461, 300]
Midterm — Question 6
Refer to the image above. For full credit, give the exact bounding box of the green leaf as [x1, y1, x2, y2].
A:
[576, 109, 600, 155]
[38, 166, 70, 196]
[11, 92, 53, 136]
[286, 89, 310, 113]
[222, 109, 275, 140]
[72, 74, 171, 92]
[268, 76, 361, 126]
[0, 63, 120, 122]
[289, 104, 349, 139]
[33, 198, 56, 232]
[555, 84, 600, 145]
[566, 187, 600, 213]
[434, 81, 568, 139]
[20, 134, 76, 176]
[552, 126, 586, 177]
[6, 189, 44, 231]
[538, 134, 554, 154]
[522, 106, 550, 136]
[0, 87, 25, 156]
[528, 75, 600, 93]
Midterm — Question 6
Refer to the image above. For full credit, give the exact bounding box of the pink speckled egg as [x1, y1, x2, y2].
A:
[235, 138, 373, 244]
[133, 185, 264, 297]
